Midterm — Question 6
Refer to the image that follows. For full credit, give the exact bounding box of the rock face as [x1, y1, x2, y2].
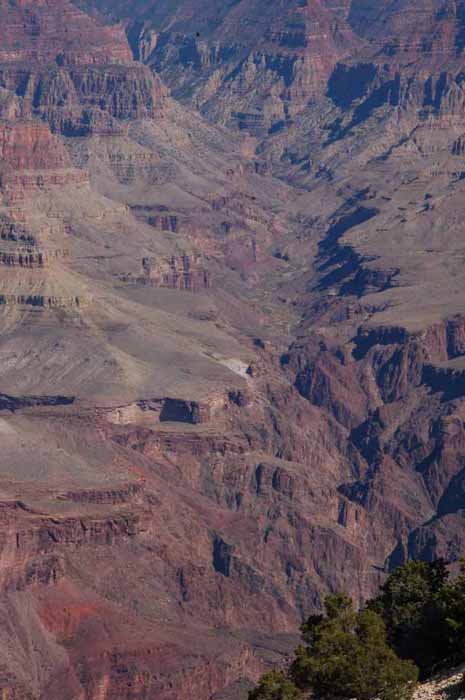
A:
[85, 0, 359, 133]
[0, 120, 87, 201]
[5, 1, 465, 700]
[0, 0, 167, 136]
[140, 253, 211, 291]
[0, 0, 132, 66]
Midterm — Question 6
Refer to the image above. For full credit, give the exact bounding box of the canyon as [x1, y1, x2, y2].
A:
[1, 0, 465, 698]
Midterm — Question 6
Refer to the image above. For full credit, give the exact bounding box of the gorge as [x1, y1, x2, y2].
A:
[1, 0, 465, 698]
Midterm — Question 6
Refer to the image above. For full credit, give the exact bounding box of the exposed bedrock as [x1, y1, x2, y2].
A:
[0, 63, 167, 136]
[0, 120, 88, 202]
[4, 1, 465, 699]
[0, 393, 75, 412]
[0, 248, 68, 268]
[0, 0, 132, 66]
[0, 492, 266, 700]
[0, 250, 45, 268]
[0, 0, 168, 137]
[422, 364, 465, 400]
[289, 316, 465, 428]
[0, 503, 143, 593]
[0, 170, 88, 203]
[0, 217, 37, 245]
[324, 12, 465, 143]
[57, 483, 144, 505]
[3, 315, 465, 698]
[284, 312, 465, 575]
[0, 393, 365, 699]
[0, 121, 70, 171]
[140, 254, 211, 292]
[106, 395, 223, 425]
[95, 0, 359, 133]
[0, 294, 86, 308]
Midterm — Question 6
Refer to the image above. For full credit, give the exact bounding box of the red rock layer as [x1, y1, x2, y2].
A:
[0, 120, 87, 201]
[141, 254, 211, 292]
[0, 0, 132, 66]
[0, 121, 70, 171]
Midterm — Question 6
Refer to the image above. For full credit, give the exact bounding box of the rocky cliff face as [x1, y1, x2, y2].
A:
[0, 0, 132, 66]
[0, 0, 167, 136]
[84, 0, 359, 134]
[2, 0, 465, 699]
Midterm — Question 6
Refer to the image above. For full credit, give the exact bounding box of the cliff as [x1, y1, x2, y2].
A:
[84, 0, 359, 133]
[0, 0, 132, 66]
[1, 1, 465, 699]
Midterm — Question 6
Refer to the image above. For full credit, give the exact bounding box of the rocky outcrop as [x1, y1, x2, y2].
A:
[0, 393, 75, 412]
[0, 0, 132, 67]
[0, 217, 36, 245]
[0, 248, 68, 268]
[140, 254, 211, 292]
[0, 121, 70, 171]
[106, 395, 222, 425]
[0, 0, 168, 137]
[0, 501, 144, 593]
[422, 363, 465, 400]
[138, 211, 179, 232]
[114, 426, 246, 461]
[57, 483, 144, 505]
[282, 310, 465, 587]
[86, 0, 359, 133]
[0, 293, 86, 308]
[0, 121, 87, 201]
[320, 1, 465, 147]
[0, 62, 167, 135]
[0, 169, 88, 203]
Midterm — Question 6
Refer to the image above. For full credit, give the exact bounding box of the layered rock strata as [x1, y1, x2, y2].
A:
[3, 1, 465, 700]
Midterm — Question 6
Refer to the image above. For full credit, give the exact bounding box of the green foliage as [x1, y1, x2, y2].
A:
[248, 671, 303, 700]
[436, 560, 465, 667]
[370, 558, 465, 675]
[370, 559, 450, 675]
[249, 559, 465, 700]
[292, 595, 417, 700]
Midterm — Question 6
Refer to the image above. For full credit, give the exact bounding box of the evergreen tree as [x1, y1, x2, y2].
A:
[438, 560, 465, 667]
[249, 594, 418, 700]
[248, 558, 465, 700]
[371, 559, 450, 675]
[292, 595, 417, 700]
[248, 671, 303, 700]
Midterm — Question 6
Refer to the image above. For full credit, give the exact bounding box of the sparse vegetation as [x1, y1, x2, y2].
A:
[249, 560, 465, 700]
[368, 559, 450, 676]
[372, 559, 465, 676]
[249, 592, 418, 700]
[248, 671, 303, 700]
